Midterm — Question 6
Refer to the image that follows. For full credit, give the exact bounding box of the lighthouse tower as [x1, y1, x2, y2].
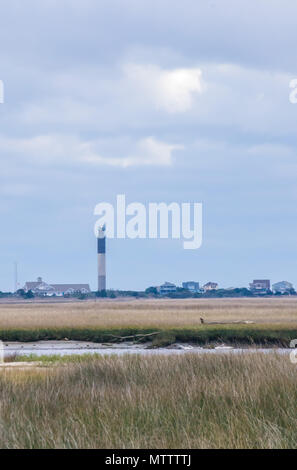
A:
[97, 226, 106, 291]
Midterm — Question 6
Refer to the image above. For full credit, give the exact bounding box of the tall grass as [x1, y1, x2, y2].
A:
[0, 298, 296, 344]
[0, 298, 297, 329]
[0, 325, 296, 345]
[0, 354, 295, 448]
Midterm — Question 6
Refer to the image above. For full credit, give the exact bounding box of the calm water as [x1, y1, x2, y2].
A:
[2, 341, 292, 358]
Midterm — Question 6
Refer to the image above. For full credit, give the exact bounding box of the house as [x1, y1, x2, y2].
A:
[249, 279, 270, 293]
[203, 282, 218, 291]
[272, 281, 294, 294]
[158, 282, 177, 295]
[23, 277, 54, 295]
[182, 281, 200, 292]
[23, 277, 91, 296]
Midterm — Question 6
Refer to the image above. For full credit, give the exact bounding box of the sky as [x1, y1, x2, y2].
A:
[1, 0, 297, 291]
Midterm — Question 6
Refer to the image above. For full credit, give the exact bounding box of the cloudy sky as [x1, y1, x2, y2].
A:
[1, 0, 297, 291]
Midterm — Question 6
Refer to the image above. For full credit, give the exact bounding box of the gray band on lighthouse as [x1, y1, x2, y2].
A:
[98, 253, 106, 291]
[98, 275, 106, 291]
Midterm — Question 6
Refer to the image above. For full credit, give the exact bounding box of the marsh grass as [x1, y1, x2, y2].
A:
[0, 353, 296, 449]
[0, 298, 296, 345]
[8, 353, 106, 364]
[0, 324, 295, 345]
[0, 298, 297, 329]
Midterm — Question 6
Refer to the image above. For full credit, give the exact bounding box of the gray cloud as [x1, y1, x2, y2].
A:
[1, 1, 297, 291]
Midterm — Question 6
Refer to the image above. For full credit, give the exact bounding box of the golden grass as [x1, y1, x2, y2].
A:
[0, 298, 296, 329]
[0, 353, 296, 448]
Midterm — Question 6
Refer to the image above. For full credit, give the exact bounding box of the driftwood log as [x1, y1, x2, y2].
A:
[108, 332, 160, 343]
[200, 317, 254, 325]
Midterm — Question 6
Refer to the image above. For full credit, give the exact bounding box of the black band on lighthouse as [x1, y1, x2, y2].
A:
[97, 237, 106, 254]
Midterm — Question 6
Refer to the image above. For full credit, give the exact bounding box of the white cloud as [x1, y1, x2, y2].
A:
[247, 143, 295, 158]
[192, 63, 295, 134]
[84, 137, 183, 167]
[0, 135, 182, 168]
[16, 64, 203, 132]
[15, 60, 296, 138]
[124, 64, 203, 112]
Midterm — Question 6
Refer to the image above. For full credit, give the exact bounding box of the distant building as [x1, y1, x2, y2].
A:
[203, 282, 218, 291]
[158, 282, 177, 295]
[23, 277, 91, 296]
[182, 281, 200, 292]
[272, 281, 294, 294]
[249, 279, 270, 293]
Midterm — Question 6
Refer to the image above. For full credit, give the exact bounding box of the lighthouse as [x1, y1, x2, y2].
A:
[97, 225, 106, 291]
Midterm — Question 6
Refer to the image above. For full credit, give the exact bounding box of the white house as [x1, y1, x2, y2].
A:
[272, 281, 294, 294]
[203, 282, 218, 291]
[23, 277, 91, 296]
[158, 282, 177, 295]
[182, 281, 200, 292]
